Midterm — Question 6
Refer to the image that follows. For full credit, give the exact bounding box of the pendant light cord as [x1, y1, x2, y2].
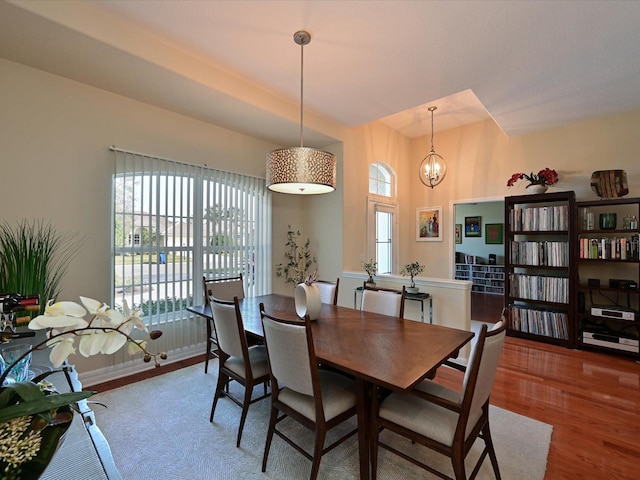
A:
[299, 38, 304, 148]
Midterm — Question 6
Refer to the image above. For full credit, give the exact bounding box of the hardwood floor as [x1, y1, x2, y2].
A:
[91, 294, 640, 479]
[434, 337, 640, 480]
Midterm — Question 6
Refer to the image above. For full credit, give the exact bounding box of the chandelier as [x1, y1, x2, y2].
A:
[266, 31, 337, 195]
[419, 106, 447, 188]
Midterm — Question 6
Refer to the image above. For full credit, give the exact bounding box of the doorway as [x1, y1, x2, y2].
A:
[450, 196, 505, 323]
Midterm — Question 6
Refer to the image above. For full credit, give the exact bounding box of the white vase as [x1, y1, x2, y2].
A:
[526, 184, 548, 194]
[295, 283, 322, 320]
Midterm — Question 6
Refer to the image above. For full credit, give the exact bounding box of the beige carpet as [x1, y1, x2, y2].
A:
[92, 363, 551, 480]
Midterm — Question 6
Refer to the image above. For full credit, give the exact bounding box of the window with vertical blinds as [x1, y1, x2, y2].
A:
[111, 146, 271, 357]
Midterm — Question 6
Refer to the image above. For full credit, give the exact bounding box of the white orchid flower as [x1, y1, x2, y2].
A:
[48, 336, 76, 367]
[123, 299, 148, 333]
[28, 300, 88, 330]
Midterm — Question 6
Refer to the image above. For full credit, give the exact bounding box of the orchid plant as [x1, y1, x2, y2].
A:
[26, 296, 164, 368]
[0, 296, 165, 477]
[507, 168, 559, 188]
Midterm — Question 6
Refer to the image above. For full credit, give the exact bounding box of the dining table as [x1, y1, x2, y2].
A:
[188, 294, 473, 479]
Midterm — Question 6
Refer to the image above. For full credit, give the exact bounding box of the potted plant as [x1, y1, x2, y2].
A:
[401, 261, 425, 293]
[275, 226, 317, 287]
[506, 167, 559, 194]
[362, 258, 377, 286]
[0, 296, 165, 478]
[0, 220, 83, 317]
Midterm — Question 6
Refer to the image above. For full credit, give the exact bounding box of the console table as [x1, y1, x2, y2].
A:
[353, 286, 433, 323]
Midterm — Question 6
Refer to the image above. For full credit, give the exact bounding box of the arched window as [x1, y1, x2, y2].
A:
[369, 163, 394, 197]
[367, 163, 398, 274]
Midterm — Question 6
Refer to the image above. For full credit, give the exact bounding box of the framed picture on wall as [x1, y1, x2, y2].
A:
[455, 224, 462, 244]
[464, 216, 481, 237]
[416, 206, 442, 242]
[485, 223, 503, 244]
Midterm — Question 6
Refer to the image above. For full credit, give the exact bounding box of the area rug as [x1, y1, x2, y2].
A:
[92, 363, 551, 480]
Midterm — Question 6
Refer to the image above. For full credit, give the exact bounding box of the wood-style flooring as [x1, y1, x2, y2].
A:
[91, 293, 640, 480]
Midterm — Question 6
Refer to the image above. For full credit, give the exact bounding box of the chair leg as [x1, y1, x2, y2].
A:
[483, 423, 501, 480]
[236, 384, 253, 448]
[261, 406, 279, 472]
[452, 455, 467, 480]
[204, 340, 211, 373]
[309, 428, 326, 480]
[210, 372, 227, 422]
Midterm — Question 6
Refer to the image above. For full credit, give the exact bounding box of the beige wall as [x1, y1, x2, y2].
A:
[342, 111, 640, 281]
[0, 58, 290, 372]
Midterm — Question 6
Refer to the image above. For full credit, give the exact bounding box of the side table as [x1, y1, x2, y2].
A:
[353, 286, 433, 323]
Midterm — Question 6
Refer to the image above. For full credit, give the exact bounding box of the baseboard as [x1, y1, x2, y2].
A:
[79, 344, 204, 387]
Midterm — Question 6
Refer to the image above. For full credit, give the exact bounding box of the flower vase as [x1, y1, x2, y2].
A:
[295, 283, 322, 320]
[526, 184, 548, 194]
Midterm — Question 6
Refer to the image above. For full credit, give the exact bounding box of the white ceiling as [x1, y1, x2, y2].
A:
[2, 0, 640, 147]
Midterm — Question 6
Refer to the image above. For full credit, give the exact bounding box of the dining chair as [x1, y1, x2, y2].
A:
[371, 311, 508, 480]
[361, 282, 406, 318]
[315, 278, 339, 305]
[202, 274, 245, 373]
[259, 304, 358, 480]
[208, 296, 270, 448]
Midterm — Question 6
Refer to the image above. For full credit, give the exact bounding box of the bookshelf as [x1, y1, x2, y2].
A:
[575, 197, 640, 359]
[455, 263, 505, 295]
[504, 191, 576, 347]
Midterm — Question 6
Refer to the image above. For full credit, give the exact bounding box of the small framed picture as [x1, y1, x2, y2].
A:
[416, 206, 442, 242]
[455, 224, 462, 244]
[465, 216, 481, 237]
[485, 223, 503, 244]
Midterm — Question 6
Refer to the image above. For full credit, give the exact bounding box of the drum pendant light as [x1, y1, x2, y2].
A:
[266, 31, 337, 195]
[419, 106, 447, 188]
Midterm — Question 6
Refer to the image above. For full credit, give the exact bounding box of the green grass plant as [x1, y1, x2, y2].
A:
[0, 220, 84, 312]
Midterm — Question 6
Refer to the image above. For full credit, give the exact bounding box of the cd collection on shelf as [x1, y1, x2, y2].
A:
[509, 305, 569, 340]
[509, 273, 569, 303]
[509, 204, 570, 231]
[510, 240, 569, 266]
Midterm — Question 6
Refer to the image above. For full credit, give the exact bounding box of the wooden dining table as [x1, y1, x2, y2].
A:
[188, 294, 473, 479]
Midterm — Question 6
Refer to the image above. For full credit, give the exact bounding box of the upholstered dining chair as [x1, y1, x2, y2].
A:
[361, 282, 406, 318]
[208, 296, 270, 448]
[371, 311, 508, 480]
[202, 274, 244, 373]
[259, 304, 358, 480]
[315, 278, 339, 305]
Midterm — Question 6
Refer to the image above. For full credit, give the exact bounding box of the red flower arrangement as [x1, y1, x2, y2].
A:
[507, 168, 559, 187]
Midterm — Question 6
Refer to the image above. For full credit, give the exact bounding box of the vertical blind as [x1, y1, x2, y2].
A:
[111, 146, 271, 357]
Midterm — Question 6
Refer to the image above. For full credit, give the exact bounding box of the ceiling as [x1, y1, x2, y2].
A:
[2, 0, 640, 147]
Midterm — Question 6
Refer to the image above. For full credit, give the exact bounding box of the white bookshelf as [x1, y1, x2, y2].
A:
[455, 263, 504, 295]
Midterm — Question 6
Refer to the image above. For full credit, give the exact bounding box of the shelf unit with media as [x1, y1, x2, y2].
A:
[575, 197, 640, 359]
[455, 263, 505, 295]
[504, 191, 577, 348]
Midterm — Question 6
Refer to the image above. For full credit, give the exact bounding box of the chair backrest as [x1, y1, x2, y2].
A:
[361, 282, 406, 318]
[461, 308, 507, 416]
[209, 296, 247, 360]
[203, 274, 244, 306]
[260, 307, 317, 397]
[315, 278, 339, 305]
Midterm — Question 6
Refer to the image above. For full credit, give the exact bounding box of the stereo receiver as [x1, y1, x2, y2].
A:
[582, 331, 639, 353]
[609, 279, 638, 290]
[590, 305, 637, 321]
